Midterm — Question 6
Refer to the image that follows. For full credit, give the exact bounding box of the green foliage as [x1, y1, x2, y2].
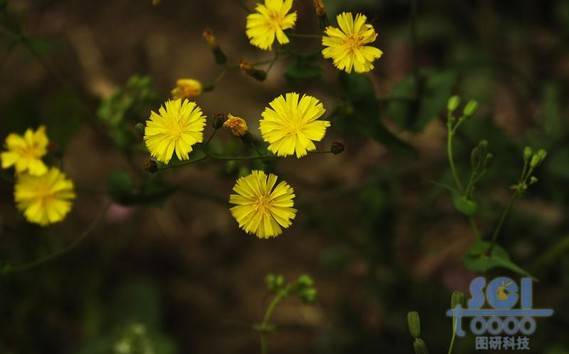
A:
[336, 73, 416, 155]
[285, 52, 322, 84]
[463, 240, 533, 277]
[387, 70, 456, 132]
[98, 75, 157, 148]
[451, 193, 478, 216]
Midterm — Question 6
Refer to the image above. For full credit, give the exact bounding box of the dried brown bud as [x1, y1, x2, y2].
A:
[331, 141, 345, 155]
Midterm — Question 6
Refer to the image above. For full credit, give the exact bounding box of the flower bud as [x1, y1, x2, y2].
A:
[203, 28, 227, 65]
[213, 113, 227, 130]
[240, 59, 267, 82]
[171, 78, 203, 99]
[463, 99, 479, 116]
[530, 149, 547, 168]
[312, 0, 328, 28]
[413, 338, 429, 354]
[523, 146, 533, 162]
[297, 274, 314, 288]
[266, 273, 285, 292]
[451, 291, 465, 308]
[144, 158, 158, 173]
[529, 176, 538, 185]
[331, 141, 345, 155]
[299, 288, 317, 303]
[407, 311, 421, 338]
[223, 114, 249, 137]
[447, 95, 460, 113]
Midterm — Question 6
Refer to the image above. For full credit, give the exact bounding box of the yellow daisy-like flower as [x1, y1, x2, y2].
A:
[1, 126, 49, 176]
[229, 170, 296, 239]
[171, 78, 203, 99]
[144, 99, 206, 164]
[15, 167, 76, 226]
[259, 92, 330, 158]
[322, 12, 383, 73]
[246, 0, 297, 50]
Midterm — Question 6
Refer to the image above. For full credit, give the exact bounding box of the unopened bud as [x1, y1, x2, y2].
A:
[144, 158, 158, 173]
[530, 149, 547, 168]
[413, 338, 429, 354]
[451, 291, 465, 308]
[463, 99, 479, 116]
[529, 176, 538, 185]
[523, 146, 533, 162]
[223, 114, 249, 137]
[213, 113, 227, 129]
[297, 274, 314, 288]
[407, 311, 421, 338]
[330, 141, 345, 155]
[447, 95, 460, 112]
[299, 288, 317, 303]
[171, 78, 203, 99]
[203, 28, 227, 65]
[240, 59, 267, 82]
[266, 273, 285, 292]
[313, 0, 326, 17]
[313, 0, 328, 28]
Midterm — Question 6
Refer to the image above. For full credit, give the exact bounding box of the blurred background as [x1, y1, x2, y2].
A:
[0, 0, 568, 353]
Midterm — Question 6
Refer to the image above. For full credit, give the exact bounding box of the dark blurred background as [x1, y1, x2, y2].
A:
[0, 0, 568, 353]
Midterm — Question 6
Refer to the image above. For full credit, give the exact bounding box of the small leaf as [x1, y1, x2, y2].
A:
[464, 241, 534, 278]
[452, 193, 478, 216]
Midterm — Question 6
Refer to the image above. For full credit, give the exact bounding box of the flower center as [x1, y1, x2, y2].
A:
[267, 11, 284, 29]
[255, 195, 272, 214]
[345, 35, 363, 51]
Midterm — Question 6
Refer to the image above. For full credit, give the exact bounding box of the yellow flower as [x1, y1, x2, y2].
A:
[15, 167, 76, 226]
[229, 170, 296, 239]
[171, 79, 203, 99]
[322, 12, 383, 73]
[260, 92, 330, 158]
[144, 99, 206, 164]
[223, 114, 249, 137]
[246, 0, 297, 50]
[1, 126, 49, 176]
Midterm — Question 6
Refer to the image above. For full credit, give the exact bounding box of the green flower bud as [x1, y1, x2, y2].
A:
[297, 274, 315, 288]
[463, 100, 479, 116]
[413, 338, 430, 354]
[523, 146, 533, 162]
[447, 95, 461, 112]
[530, 149, 547, 168]
[529, 176, 538, 185]
[265, 273, 285, 292]
[299, 288, 317, 303]
[451, 291, 465, 308]
[407, 311, 421, 338]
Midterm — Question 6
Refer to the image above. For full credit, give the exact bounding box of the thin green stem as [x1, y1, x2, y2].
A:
[488, 193, 517, 252]
[259, 287, 289, 354]
[447, 130, 464, 193]
[2, 202, 111, 274]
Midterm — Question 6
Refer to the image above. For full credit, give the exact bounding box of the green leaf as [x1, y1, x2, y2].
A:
[464, 241, 534, 278]
[285, 52, 322, 84]
[386, 69, 456, 132]
[337, 73, 416, 156]
[452, 193, 478, 216]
